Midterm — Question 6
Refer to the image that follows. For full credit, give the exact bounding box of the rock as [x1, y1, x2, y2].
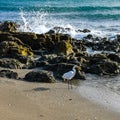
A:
[2, 35, 25, 46]
[84, 34, 93, 39]
[107, 53, 120, 63]
[75, 71, 86, 80]
[86, 38, 120, 52]
[56, 40, 73, 55]
[0, 21, 17, 32]
[24, 70, 56, 83]
[41, 54, 58, 61]
[0, 70, 18, 79]
[50, 26, 71, 33]
[77, 29, 90, 33]
[82, 29, 91, 33]
[116, 34, 120, 41]
[0, 58, 22, 69]
[46, 29, 55, 34]
[35, 61, 49, 67]
[0, 41, 33, 58]
[0, 31, 12, 42]
[86, 59, 120, 75]
[54, 63, 81, 79]
[48, 55, 68, 64]
[13, 32, 38, 50]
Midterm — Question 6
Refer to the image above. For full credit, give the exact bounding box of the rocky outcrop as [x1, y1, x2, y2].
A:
[56, 40, 73, 55]
[107, 53, 120, 63]
[1, 21, 120, 80]
[0, 70, 18, 79]
[85, 54, 120, 75]
[0, 41, 33, 58]
[0, 21, 17, 32]
[24, 70, 56, 83]
[0, 58, 22, 69]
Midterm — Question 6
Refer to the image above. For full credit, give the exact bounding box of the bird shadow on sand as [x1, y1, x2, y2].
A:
[32, 87, 50, 91]
[24, 87, 50, 92]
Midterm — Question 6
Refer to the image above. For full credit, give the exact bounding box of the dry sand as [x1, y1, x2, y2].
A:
[0, 69, 120, 120]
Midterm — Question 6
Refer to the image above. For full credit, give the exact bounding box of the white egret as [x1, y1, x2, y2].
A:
[62, 65, 80, 89]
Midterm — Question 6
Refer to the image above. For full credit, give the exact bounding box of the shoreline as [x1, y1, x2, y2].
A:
[0, 70, 120, 120]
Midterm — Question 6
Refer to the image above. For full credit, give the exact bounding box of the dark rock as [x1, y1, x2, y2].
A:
[116, 34, 120, 41]
[35, 61, 49, 67]
[0, 21, 17, 32]
[82, 29, 91, 33]
[24, 70, 56, 83]
[44, 55, 68, 65]
[75, 71, 86, 80]
[56, 40, 73, 55]
[107, 53, 120, 63]
[86, 59, 120, 75]
[46, 30, 55, 34]
[54, 63, 80, 79]
[0, 58, 22, 69]
[84, 34, 93, 39]
[0, 31, 11, 42]
[72, 39, 87, 52]
[12, 32, 39, 49]
[0, 70, 18, 79]
[77, 29, 90, 33]
[0, 40, 33, 58]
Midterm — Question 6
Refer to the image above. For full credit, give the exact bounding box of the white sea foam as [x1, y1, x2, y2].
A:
[19, 10, 50, 33]
[86, 47, 115, 55]
[18, 10, 120, 40]
[78, 74, 120, 113]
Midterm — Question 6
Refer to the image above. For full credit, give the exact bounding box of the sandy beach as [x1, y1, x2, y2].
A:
[0, 69, 119, 120]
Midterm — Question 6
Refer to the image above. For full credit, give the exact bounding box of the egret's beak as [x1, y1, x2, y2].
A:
[77, 66, 81, 71]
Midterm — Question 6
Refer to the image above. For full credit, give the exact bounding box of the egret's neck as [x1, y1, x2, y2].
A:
[72, 67, 76, 73]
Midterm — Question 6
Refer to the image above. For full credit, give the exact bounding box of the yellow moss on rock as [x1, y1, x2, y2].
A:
[58, 40, 73, 56]
[0, 41, 34, 58]
[17, 45, 34, 57]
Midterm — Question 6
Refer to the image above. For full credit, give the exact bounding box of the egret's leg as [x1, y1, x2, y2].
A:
[68, 80, 70, 89]
[71, 80, 72, 89]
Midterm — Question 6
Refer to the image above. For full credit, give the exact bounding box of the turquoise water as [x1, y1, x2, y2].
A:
[0, 0, 120, 35]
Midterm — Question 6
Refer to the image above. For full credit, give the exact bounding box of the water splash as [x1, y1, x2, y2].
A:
[18, 9, 82, 38]
[18, 9, 120, 40]
[19, 9, 50, 33]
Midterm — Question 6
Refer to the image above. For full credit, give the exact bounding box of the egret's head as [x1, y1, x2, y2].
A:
[77, 66, 81, 70]
[73, 65, 81, 71]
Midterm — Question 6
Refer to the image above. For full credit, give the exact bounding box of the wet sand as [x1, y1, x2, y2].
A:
[0, 69, 120, 120]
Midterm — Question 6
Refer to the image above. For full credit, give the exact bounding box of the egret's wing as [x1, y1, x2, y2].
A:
[62, 71, 74, 80]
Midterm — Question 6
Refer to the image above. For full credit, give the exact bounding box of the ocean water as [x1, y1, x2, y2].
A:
[0, 0, 120, 112]
[78, 74, 120, 113]
[0, 0, 120, 37]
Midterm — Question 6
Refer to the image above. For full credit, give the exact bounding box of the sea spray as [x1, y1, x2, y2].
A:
[19, 9, 50, 33]
[18, 10, 93, 39]
[18, 9, 120, 40]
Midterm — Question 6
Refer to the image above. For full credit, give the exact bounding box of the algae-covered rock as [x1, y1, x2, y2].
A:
[0, 41, 33, 58]
[56, 40, 73, 55]
[0, 21, 17, 32]
[12, 32, 38, 50]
